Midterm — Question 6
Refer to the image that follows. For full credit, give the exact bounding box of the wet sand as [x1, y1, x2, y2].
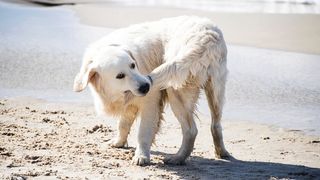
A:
[1, 98, 320, 179]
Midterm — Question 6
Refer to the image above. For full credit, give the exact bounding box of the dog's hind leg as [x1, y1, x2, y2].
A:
[164, 87, 200, 165]
[109, 105, 138, 148]
[204, 64, 230, 159]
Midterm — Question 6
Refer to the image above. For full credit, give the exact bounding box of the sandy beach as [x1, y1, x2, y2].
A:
[1, 98, 320, 179]
[1, 0, 320, 179]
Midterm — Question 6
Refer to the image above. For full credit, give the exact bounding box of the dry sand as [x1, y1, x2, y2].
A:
[1, 97, 320, 179]
[69, 4, 320, 55]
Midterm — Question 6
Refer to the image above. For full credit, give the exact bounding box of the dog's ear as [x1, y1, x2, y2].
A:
[73, 64, 97, 92]
[124, 49, 136, 61]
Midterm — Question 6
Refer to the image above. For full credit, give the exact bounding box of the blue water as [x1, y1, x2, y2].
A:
[0, 2, 319, 135]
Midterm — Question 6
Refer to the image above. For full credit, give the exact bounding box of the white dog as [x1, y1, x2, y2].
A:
[73, 16, 230, 166]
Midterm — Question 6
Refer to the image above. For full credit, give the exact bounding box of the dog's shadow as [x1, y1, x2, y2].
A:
[149, 151, 320, 179]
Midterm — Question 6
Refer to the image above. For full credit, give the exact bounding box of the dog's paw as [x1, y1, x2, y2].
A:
[131, 155, 150, 166]
[163, 155, 186, 165]
[215, 151, 234, 160]
[107, 138, 127, 148]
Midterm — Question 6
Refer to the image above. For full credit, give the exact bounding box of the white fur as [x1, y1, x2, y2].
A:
[74, 16, 230, 166]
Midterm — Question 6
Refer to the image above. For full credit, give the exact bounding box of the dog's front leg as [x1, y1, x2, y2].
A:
[109, 106, 138, 148]
[132, 101, 160, 166]
[109, 117, 133, 148]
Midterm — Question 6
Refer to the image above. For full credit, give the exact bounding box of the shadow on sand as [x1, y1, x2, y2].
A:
[150, 151, 320, 179]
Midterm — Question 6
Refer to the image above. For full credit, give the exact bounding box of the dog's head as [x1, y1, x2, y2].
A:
[73, 46, 152, 98]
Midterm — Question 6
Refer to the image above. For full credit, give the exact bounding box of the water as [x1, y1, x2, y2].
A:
[34, 0, 320, 14]
[108, 0, 320, 14]
[0, 2, 319, 135]
[0, 2, 110, 90]
[199, 45, 320, 135]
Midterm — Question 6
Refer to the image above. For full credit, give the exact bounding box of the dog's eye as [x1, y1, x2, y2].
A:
[116, 73, 125, 79]
[130, 63, 135, 69]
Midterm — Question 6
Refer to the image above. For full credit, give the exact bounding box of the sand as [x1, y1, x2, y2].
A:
[1, 97, 320, 179]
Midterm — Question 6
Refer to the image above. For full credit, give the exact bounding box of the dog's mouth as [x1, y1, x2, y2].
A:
[124, 90, 134, 103]
[123, 88, 148, 103]
[123, 90, 147, 104]
[124, 90, 133, 96]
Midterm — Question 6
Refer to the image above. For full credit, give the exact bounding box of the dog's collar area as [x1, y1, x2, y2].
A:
[147, 75, 153, 85]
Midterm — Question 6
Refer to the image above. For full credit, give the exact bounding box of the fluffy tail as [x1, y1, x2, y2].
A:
[149, 27, 227, 90]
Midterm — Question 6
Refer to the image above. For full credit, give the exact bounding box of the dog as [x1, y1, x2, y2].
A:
[73, 16, 230, 166]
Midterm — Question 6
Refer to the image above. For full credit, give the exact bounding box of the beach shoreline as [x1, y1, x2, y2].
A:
[68, 4, 320, 55]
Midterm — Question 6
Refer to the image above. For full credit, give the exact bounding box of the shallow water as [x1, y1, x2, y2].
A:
[200, 46, 320, 135]
[0, 2, 319, 135]
[32, 0, 320, 14]
[109, 0, 320, 14]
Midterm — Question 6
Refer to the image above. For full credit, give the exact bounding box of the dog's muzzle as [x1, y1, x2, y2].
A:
[138, 83, 150, 94]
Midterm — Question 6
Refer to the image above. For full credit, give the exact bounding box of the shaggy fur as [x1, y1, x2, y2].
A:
[74, 16, 230, 166]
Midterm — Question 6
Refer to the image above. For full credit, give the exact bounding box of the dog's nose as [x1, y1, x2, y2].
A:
[138, 83, 150, 94]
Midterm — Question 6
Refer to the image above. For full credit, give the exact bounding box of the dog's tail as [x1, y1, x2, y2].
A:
[149, 26, 227, 90]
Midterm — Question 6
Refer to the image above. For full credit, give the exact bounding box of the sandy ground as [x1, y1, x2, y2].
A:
[1, 97, 320, 179]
